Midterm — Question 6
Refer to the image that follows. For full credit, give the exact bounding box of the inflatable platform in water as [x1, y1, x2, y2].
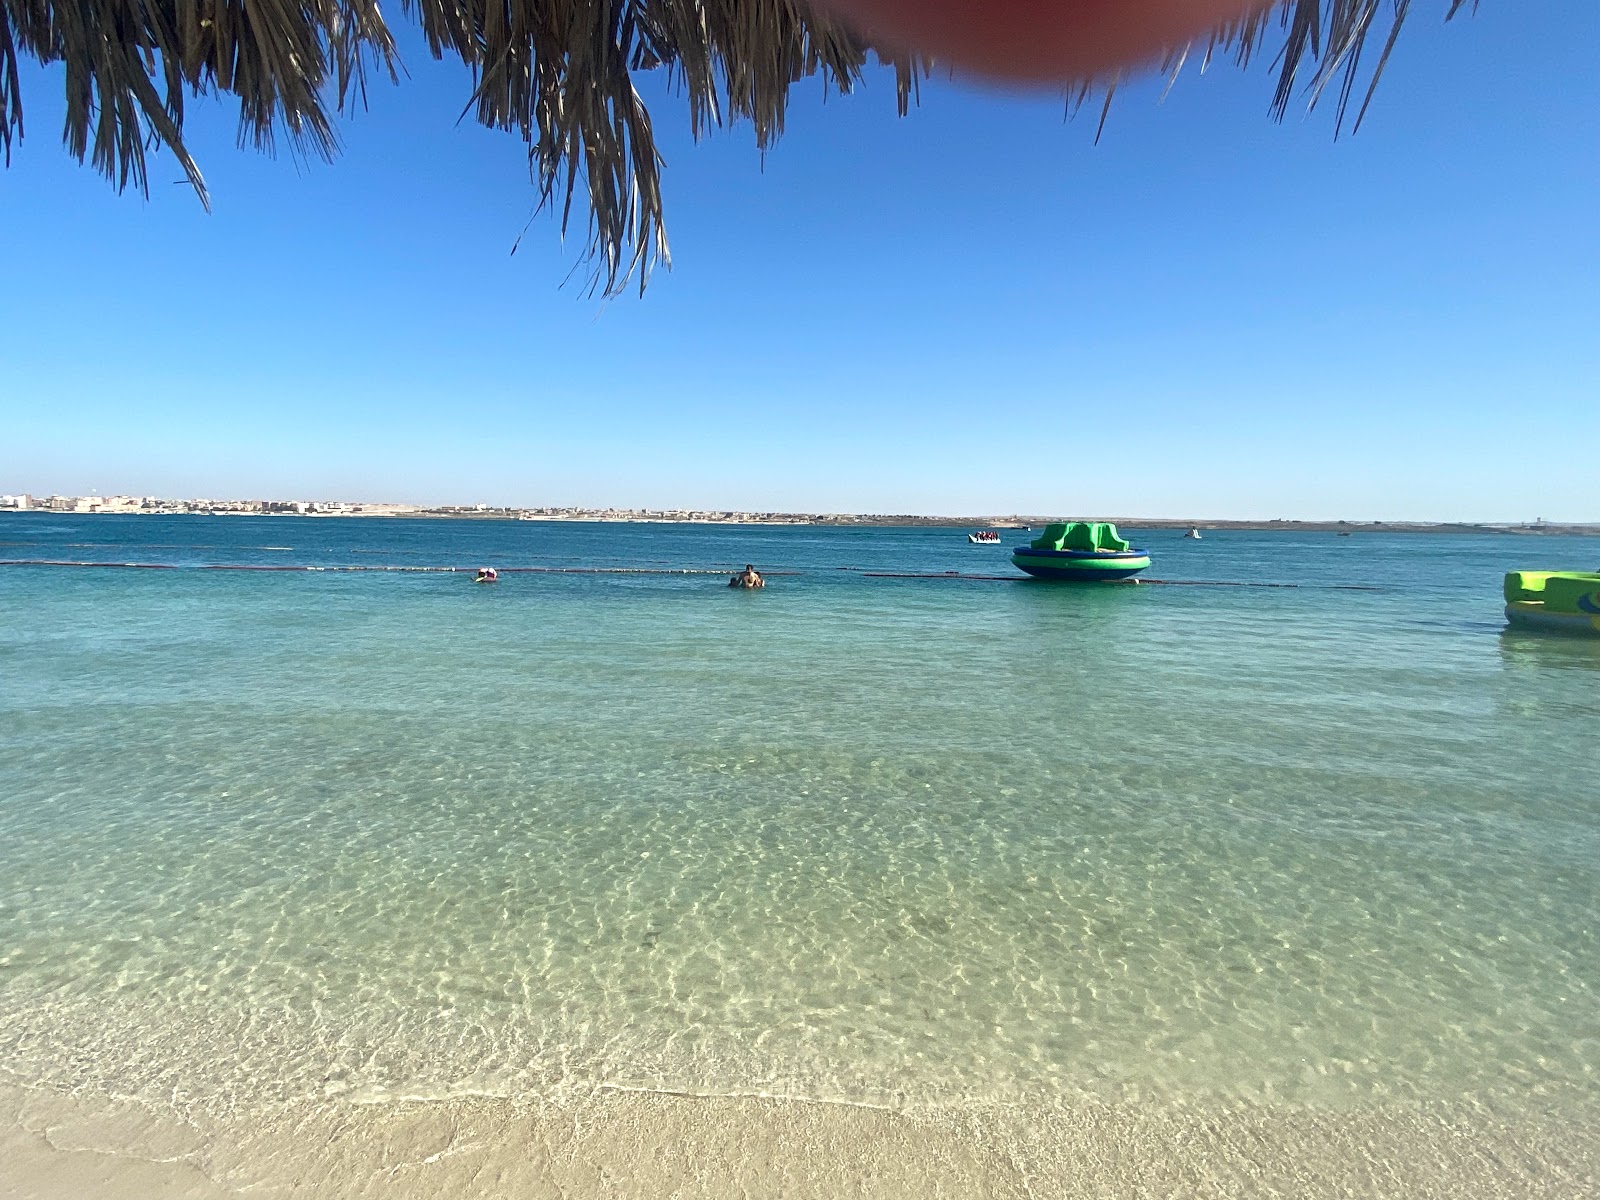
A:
[1504, 571, 1600, 635]
[1011, 522, 1151, 582]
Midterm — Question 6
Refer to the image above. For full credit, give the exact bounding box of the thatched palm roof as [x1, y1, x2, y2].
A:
[1, 1, 1465, 293]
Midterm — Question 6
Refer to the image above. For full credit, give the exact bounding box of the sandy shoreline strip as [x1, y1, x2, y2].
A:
[3, 1082, 1593, 1199]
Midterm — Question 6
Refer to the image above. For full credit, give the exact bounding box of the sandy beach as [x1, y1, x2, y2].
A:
[4, 1082, 1595, 1200]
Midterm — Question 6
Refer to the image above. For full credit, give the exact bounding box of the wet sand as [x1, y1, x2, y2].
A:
[3, 1082, 1593, 1199]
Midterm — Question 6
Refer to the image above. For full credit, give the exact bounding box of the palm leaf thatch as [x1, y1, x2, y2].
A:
[1, 1, 1469, 293]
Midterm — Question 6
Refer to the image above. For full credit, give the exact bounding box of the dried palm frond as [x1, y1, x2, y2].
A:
[1, 0, 396, 207]
[404, 0, 909, 291]
[1214, 0, 1473, 134]
[1, 1, 1468, 294]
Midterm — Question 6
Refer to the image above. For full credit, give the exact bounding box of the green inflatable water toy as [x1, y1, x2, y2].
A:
[1504, 571, 1600, 635]
[1011, 522, 1151, 581]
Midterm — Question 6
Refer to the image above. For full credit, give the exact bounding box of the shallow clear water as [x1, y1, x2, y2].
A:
[1, 516, 1596, 1120]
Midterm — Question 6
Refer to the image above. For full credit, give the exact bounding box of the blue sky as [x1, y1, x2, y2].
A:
[1, 4, 1595, 520]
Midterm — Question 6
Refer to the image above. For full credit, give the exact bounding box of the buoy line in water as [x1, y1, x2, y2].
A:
[856, 571, 1382, 590]
[2, 560, 1379, 589]
[0, 560, 799, 575]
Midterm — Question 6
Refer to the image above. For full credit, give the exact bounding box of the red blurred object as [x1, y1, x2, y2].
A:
[816, 0, 1271, 84]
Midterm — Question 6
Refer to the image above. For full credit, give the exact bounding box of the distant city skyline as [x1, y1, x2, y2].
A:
[3, 491, 1594, 532]
[2, 4, 1595, 523]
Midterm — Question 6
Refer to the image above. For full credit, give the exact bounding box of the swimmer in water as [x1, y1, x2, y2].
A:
[475, 567, 499, 583]
[728, 564, 764, 589]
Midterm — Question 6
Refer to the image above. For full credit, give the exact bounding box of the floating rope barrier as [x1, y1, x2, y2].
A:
[0, 560, 799, 575]
[864, 579, 1024, 588]
[858, 571, 1381, 590]
[1143, 578, 1382, 591]
[0, 561, 1377, 588]
[1, 560, 180, 569]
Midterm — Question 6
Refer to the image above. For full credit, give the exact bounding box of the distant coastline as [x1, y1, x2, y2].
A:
[1, 494, 1593, 536]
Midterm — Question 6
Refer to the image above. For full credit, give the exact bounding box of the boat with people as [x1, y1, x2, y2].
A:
[1504, 570, 1600, 635]
[1011, 522, 1151, 581]
[967, 530, 1002, 544]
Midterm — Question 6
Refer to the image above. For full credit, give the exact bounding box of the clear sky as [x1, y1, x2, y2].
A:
[1, 4, 1595, 520]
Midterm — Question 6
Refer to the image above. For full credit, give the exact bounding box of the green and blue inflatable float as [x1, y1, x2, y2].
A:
[1012, 522, 1151, 581]
[1504, 571, 1600, 635]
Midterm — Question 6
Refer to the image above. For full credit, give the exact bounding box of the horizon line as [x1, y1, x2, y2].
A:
[2, 494, 1595, 530]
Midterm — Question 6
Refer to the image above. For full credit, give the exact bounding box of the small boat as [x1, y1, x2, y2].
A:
[1184, 527, 1202, 540]
[967, 530, 1002, 544]
[1504, 571, 1600, 635]
[1012, 522, 1151, 581]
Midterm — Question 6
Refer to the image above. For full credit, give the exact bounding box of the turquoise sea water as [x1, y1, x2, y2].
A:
[1, 516, 1596, 1121]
